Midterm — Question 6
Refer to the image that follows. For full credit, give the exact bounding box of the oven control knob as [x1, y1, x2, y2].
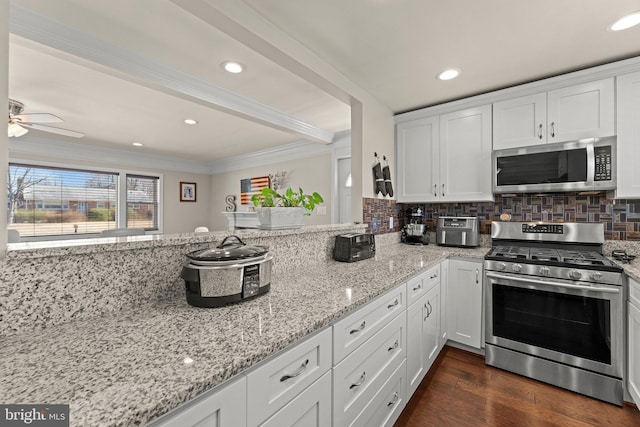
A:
[497, 262, 507, 271]
[512, 263, 523, 272]
[590, 272, 603, 281]
[539, 266, 550, 276]
[569, 269, 582, 280]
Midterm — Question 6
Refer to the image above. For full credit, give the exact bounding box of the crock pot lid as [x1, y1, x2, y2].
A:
[187, 235, 268, 261]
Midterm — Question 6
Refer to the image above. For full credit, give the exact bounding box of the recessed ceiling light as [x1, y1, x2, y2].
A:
[132, 142, 144, 147]
[610, 11, 640, 31]
[184, 119, 198, 125]
[221, 61, 245, 74]
[437, 68, 461, 81]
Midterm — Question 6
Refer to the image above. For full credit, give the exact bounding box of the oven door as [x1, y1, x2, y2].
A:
[484, 270, 623, 379]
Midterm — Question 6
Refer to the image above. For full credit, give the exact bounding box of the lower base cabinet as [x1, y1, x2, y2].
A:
[150, 376, 247, 427]
[447, 258, 483, 348]
[260, 371, 332, 427]
[406, 282, 440, 397]
[629, 277, 640, 406]
[351, 360, 407, 427]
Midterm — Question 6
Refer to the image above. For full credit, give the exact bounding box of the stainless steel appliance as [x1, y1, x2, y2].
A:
[401, 207, 430, 245]
[493, 137, 616, 193]
[484, 221, 625, 405]
[436, 216, 479, 247]
[181, 235, 272, 307]
[333, 233, 376, 262]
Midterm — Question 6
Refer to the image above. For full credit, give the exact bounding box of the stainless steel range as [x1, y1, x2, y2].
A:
[484, 221, 625, 405]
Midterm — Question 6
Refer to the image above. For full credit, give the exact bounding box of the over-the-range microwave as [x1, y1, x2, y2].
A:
[493, 136, 616, 194]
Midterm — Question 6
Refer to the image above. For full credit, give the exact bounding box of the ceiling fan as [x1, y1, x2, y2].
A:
[7, 99, 84, 138]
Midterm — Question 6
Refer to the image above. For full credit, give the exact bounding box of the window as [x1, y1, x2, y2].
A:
[126, 174, 159, 231]
[7, 163, 162, 239]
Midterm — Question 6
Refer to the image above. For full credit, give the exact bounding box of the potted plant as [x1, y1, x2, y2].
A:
[251, 187, 324, 229]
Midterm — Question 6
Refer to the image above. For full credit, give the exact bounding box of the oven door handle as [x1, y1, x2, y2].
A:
[485, 271, 621, 294]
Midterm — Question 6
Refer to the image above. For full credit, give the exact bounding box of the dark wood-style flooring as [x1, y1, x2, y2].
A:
[395, 346, 640, 427]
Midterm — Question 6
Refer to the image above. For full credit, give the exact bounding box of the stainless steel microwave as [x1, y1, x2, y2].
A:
[493, 137, 616, 193]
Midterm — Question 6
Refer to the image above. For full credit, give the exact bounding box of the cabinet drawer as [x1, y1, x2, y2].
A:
[333, 285, 406, 363]
[351, 359, 406, 427]
[333, 311, 406, 427]
[407, 264, 440, 306]
[151, 376, 246, 427]
[259, 371, 331, 427]
[630, 276, 640, 308]
[247, 328, 332, 427]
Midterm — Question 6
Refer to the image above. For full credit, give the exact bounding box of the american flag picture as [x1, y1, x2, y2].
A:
[240, 176, 270, 205]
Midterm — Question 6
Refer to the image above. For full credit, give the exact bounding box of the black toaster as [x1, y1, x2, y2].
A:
[333, 233, 376, 262]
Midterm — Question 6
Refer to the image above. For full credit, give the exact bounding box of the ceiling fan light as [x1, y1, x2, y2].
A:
[7, 122, 28, 137]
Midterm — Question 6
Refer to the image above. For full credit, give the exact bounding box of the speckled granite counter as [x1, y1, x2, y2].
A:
[0, 241, 488, 426]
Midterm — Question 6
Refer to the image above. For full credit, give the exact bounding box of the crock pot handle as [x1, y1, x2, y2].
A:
[218, 235, 246, 248]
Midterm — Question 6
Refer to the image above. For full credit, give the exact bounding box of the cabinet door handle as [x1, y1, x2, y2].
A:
[388, 339, 399, 352]
[280, 359, 309, 382]
[550, 122, 556, 138]
[476, 269, 480, 284]
[387, 299, 399, 309]
[350, 372, 366, 389]
[412, 283, 422, 291]
[424, 301, 432, 320]
[434, 184, 437, 197]
[538, 123, 543, 139]
[349, 321, 366, 334]
[387, 392, 399, 407]
[442, 183, 445, 197]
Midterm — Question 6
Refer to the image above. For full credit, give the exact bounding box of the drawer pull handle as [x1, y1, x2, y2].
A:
[350, 372, 366, 389]
[388, 340, 399, 352]
[430, 272, 438, 279]
[387, 392, 399, 407]
[350, 321, 366, 335]
[412, 284, 422, 291]
[424, 301, 432, 320]
[387, 299, 399, 309]
[280, 359, 309, 382]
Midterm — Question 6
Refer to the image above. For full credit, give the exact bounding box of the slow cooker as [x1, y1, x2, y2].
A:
[181, 235, 272, 307]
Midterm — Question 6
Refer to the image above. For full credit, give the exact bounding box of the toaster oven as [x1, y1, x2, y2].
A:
[333, 233, 376, 262]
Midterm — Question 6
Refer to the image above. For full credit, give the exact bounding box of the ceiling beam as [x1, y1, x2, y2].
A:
[8, 3, 335, 144]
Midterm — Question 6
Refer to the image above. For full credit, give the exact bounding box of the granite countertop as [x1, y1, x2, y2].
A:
[0, 243, 488, 426]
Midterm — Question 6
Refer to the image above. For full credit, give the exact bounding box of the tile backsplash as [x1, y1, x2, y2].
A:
[363, 193, 640, 240]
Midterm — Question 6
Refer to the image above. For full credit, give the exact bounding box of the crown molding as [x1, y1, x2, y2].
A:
[9, 3, 335, 144]
[9, 136, 213, 175]
[209, 130, 351, 174]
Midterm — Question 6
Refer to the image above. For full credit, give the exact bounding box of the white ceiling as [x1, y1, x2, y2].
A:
[8, 0, 640, 163]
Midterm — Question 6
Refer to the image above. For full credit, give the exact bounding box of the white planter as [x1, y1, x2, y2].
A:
[255, 207, 305, 229]
[221, 212, 259, 231]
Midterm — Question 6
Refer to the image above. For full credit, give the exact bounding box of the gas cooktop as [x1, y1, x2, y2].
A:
[485, 245, 622, 271]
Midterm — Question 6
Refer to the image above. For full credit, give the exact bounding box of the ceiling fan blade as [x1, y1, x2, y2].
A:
[22, 123, 85, 138]
[14, 113, 63, 123]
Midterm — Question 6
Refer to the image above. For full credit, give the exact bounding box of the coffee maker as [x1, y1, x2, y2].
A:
[401, 207, 430, 245]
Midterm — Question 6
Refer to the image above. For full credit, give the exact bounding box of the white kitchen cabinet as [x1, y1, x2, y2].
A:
[628, 277, 640, 407]
[439, 259, 449, 347]
[438, 105, 493, 202]
[259, 371, 331, 427]
[333, 285, 406, 364]
[350, 360, 407, 427]
[447, 259, 483, 349]
[247, 328, 332, 427]
[396, 105, 492, 203]
[406, 281, 440, 397]
[150, 376, 246, 427]
[616, 71, 640, 198]
[493, 78, 614, 150]
[407, 264, 439, 306]
[396, 116, 439, 202]
[333, 311, 406, 427]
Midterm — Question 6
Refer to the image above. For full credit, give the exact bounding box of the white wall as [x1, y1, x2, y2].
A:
[1, 3, 8, 252]
[209, 153, 332, 231]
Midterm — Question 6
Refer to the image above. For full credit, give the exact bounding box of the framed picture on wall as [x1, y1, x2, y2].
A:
[180, 182, 197, 202]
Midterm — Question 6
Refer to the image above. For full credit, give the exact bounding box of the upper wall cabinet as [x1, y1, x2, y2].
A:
[493, 78, 615, 150]
[396, 105, 493, 203]
[616, 71, 640, 198]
